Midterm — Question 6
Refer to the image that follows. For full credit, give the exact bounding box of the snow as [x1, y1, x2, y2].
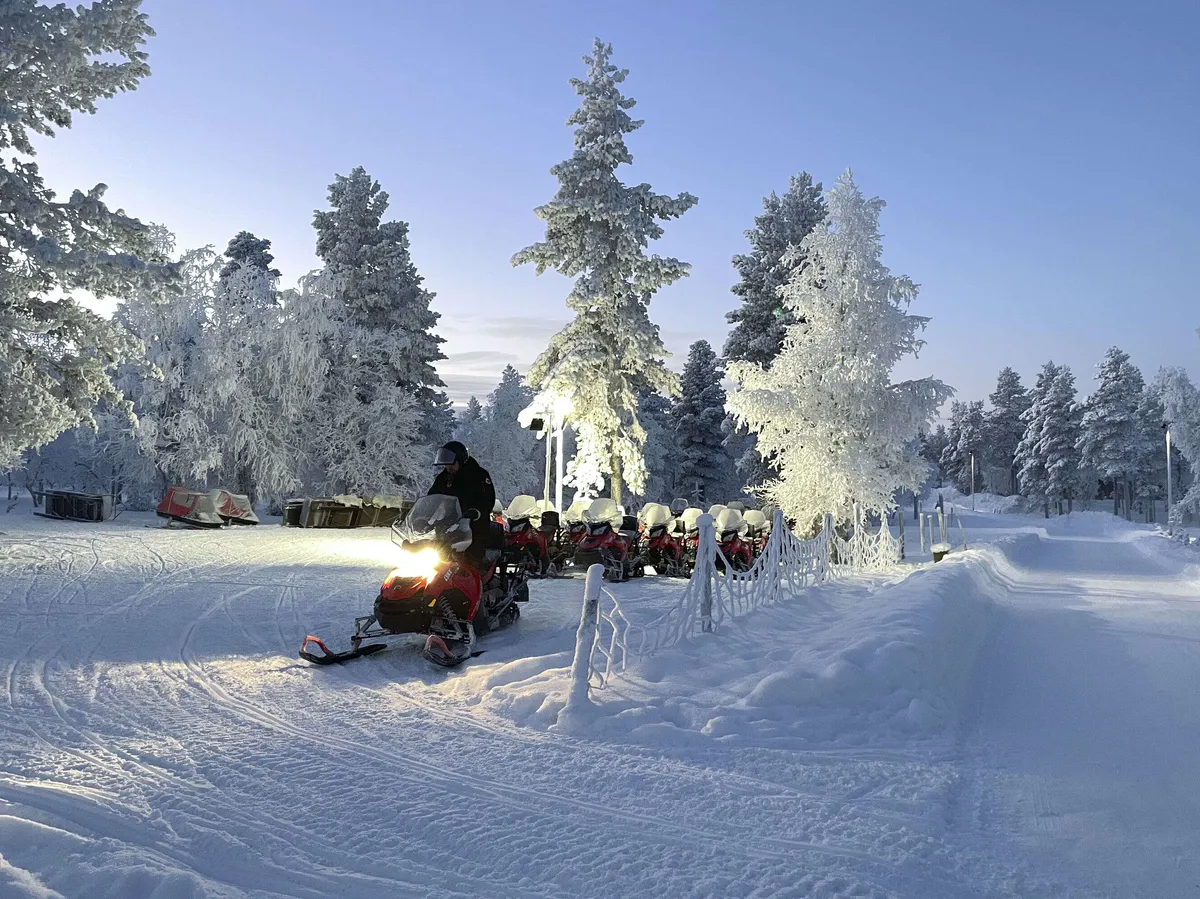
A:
[2, 502, 1199, 897]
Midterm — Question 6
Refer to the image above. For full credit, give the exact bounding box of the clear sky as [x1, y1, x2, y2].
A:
[38, 0, 1199, 408]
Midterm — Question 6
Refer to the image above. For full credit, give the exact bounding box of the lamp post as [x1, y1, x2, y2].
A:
[1164, 422, 1173, 534]
[970, 452, 976, 512]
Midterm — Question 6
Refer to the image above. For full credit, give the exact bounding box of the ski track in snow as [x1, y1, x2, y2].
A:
[0, 508, 1197, 897]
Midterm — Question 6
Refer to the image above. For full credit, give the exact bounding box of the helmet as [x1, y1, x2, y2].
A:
[434, 440, 468, 466]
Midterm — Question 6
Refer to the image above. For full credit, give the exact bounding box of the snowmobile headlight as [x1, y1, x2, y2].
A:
[395, 547, 441, 582]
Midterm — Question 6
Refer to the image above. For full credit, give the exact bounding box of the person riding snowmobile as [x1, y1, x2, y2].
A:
[428, 440, 495, 564]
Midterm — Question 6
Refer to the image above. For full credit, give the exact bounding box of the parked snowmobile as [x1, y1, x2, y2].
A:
[299, 494, 528, 668]
[742, 509, 770, 557]
[504, 494, 567, 577]
[639, 502, 690, 577]
[678, 507, 704, 567]
[714, 507, 754, 572]
[560, 499, 591, 566]
[573, 498, 644, 582]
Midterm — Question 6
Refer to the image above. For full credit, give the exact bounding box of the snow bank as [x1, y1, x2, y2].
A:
[484, 547, 1012, 749]
[932, 485, 1023, 515]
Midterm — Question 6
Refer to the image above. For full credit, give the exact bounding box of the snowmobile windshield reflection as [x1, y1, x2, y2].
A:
[392, 494, 473, 552]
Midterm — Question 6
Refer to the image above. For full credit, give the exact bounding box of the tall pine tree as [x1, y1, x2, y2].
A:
[727, 172, 951, 528]
[313, 166, 449, 448]
[512, 39, 696, 504]
[985, 367, 1030, 495]
[724, 173, 827, 366]
[673, 340, 732, 505]
[1076, 346, 1145, 517]
[1042, 366, 1084, 512]
[1015, 361, 1061, 515]
[724, 173, 826, 488]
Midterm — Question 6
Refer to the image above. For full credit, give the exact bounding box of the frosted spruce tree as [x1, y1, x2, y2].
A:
[943, 400, 985, 494]
[725, 173, 827, 366]
[673, 340, 733, 505]
[453, 366, 542, 503]
[1015, 361, 1061, 515]
[1132, 382, 1168, 519]
[938, 401, 968, 491]
[219, 231, 281, 282]
[1042, 365, 1084, 512]
[920, 425, 951, 487]
[1076, 347, 1145, 518]
[726, 171, 952, 528]
[633, 391, 676, 504]
[512, 39, 697, 504]
[313, 167, 451, 452]
[0, 0, 172, 469]
[724, 173, 827, 487]
[1157, 367, 1200, 518]
[985, 367, 1030, 495]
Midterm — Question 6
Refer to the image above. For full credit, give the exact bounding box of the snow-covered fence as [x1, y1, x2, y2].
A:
[831, 504, 903, 570]
[566, 505, 908, 703]
[637, 511, 832, 654]
[564, 563, 631, 705]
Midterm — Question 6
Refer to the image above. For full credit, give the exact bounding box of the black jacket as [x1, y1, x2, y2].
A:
[427, 457, 495, 525]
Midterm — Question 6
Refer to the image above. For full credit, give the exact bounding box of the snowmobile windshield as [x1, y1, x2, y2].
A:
[392, 495, 469, 548]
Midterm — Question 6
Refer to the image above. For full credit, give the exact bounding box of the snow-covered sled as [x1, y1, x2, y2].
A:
[210, 489, 259, 525]
[155, 488, 223, 528]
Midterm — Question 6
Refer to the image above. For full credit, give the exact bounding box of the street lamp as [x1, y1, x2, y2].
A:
[1164, 422, 1173, 534]
[970, 451, 976, 512]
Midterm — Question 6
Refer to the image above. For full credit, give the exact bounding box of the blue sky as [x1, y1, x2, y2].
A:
[39, 0, 1199, 407]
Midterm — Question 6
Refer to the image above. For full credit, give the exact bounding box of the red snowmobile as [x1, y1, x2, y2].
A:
[639, 502, 691, 577]
[573, 499, 644, 582]
[299, 494, 528, 668]
[503, 495, 567, 578]
[714, 507, 754, 572]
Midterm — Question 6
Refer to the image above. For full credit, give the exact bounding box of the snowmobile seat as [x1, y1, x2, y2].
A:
[670, 498, 688, 516]
[539, 510, 560, 534]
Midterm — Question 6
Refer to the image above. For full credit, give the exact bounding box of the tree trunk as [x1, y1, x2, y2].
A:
[610, 454, 623, 508]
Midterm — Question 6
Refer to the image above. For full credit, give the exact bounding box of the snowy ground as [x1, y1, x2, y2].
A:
[1, 503, 1198, 897]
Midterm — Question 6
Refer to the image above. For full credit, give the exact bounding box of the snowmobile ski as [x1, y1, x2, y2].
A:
[298, 635, 387, 665]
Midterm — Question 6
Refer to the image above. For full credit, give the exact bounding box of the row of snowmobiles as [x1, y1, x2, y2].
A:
[496, 494, 774, 584]
[298, 494, 775, 671]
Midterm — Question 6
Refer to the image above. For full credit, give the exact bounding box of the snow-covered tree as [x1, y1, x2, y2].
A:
[1076, 347, 1145, 518]
[920, 424, 950, 487]
[313, 166, 447, 449]
[511, 39, 696, 504]
[1156, 367, 1200, 519]
[726, 171, 952, 528]
[939, 401, 967, 491]
[453, 366, 542, 503]
[1015, 361, 1060, 513]
[724, 173, 827, 487]
[1132, 382, 1168, 519]
[219, 231, 281, 282]
[984, 367, 1030, 495]
[941, 400, 985, 495]
[673, 340, 732, 505]
[0, 0, 172, 469]
[633, 391, 676, 504]
[724, 172, 827, 367]
[1042, 365, 1084, 511]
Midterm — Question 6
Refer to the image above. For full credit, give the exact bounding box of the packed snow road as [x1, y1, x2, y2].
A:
[952, 516, 1200, 898]
[0, 507, 1198, 897]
